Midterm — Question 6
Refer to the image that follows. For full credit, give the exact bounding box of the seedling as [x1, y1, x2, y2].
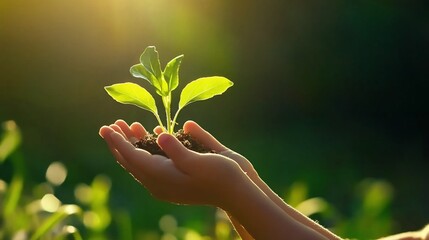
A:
[104, 46, 233, 135]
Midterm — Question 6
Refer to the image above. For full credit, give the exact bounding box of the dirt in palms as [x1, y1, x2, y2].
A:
[134, 129, 215, 157]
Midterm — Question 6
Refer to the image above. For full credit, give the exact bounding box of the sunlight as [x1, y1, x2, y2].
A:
[61, 204, 82, 215]
[41, 193, 61, 212]
[46, 161, 67, 186]
[64, 226, 77, 233]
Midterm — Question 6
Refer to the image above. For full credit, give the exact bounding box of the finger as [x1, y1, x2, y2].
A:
[107, 143, 133, 171]
[109, 124, 126, 138]
[153, 126, 164, 135]
[130, 122, 148, 139]
[99, 125, 114, 139]
[156, 133, 195, 173]
[100, 126, 134, 171]
[115, 120, 138, 143]
[183, 121, 227, 152]
[110, 131, 164, 177]
[110, 131, 151, 160]
[101, 126, 152, 185]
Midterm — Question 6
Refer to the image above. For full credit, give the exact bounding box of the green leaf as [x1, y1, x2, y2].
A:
[130, 64, 159, 89]
[163, 54, 184, 92]
[179, 76, 233, 109]
[140, 46, 163, 79]
[138, 46, 169, 96]
[130, 64, 166, 96]
[105, 82, 158, 115]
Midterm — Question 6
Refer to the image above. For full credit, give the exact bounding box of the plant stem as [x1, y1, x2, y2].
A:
[171, 108, 182, 134]
[162, 94, 172, 133]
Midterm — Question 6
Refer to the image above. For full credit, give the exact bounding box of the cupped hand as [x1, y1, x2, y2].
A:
[153, 121, 259, 180]
[99, 120, 247, 208]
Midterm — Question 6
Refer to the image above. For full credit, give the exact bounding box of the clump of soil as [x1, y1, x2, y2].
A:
[134, 129, 215, 157]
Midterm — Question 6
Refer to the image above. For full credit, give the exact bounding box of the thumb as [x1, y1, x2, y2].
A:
[183, 121, 228, 152]
[157, 133, 194, 171]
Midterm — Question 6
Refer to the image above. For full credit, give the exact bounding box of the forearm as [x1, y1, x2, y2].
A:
[251, 173, 341, 240]
[226, 211, 254, 240]
[222, 174, 327, 240]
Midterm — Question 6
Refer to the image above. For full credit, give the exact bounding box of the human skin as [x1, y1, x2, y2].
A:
[99, 120, 428, 240]
[151, 122, 339, 240]
[99, 120, 328, 239]
[378, 225, 429, 240]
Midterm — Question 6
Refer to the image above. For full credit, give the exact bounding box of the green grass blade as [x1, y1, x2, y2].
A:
[30, 205, 82, 240]
[54, 226, 83, 240]
[3, 151, 25, 218]
[0, 120, 21, 163]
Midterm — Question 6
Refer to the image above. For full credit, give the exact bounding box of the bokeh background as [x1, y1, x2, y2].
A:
[1, 0, 428, 239]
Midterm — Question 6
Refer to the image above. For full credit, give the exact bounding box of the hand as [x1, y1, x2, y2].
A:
[176, 121, 340, 240]
[99, 120, 331, 240]
[99, 120, 248, 208]
[154, 121, 259, 181]
[378, 224, 429, 240]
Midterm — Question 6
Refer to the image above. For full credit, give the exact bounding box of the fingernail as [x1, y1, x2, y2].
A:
[99, 126, 111, 138]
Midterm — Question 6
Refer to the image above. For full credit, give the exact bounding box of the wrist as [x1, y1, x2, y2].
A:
[217, 168, 255, 210]
[220, 173, 328, 240]
[222, 174, 314, 239]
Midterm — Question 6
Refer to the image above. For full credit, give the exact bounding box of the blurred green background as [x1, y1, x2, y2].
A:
[1, 0, 428, 239]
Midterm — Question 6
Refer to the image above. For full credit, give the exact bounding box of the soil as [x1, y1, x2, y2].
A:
[133, 129, 215, 157]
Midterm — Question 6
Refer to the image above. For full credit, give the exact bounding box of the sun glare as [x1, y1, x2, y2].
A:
[46, 161, 67, 186]
[41, 193, 61, 212]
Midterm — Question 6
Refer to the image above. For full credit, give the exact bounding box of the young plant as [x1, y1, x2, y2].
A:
[104, 46, 233, 134]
